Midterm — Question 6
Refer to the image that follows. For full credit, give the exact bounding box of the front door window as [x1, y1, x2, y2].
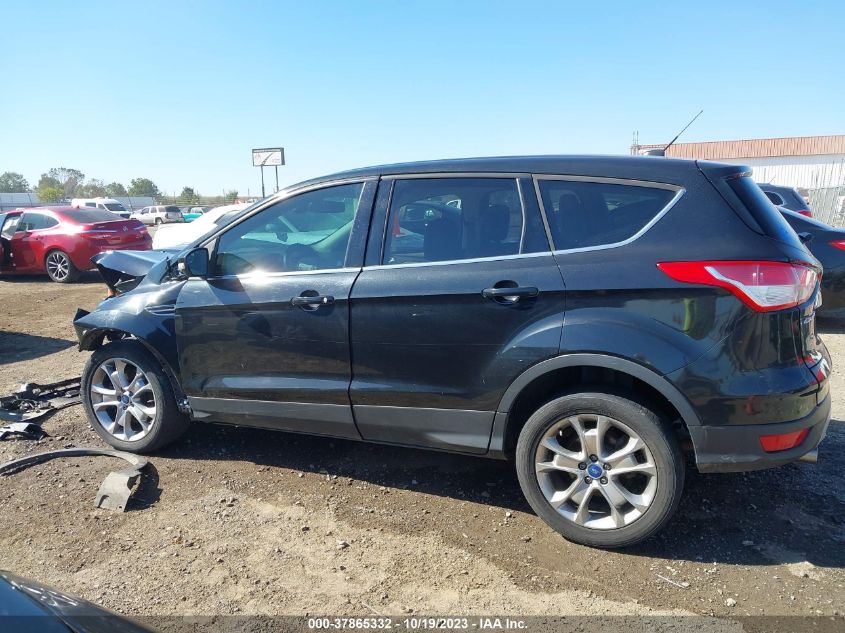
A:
[213, 182, 365, 276]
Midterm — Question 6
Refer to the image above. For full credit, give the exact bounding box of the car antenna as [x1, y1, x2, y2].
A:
[660, 110, 704, 156]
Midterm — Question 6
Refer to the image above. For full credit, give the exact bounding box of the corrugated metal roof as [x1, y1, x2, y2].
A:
[635, 135, 845, 160]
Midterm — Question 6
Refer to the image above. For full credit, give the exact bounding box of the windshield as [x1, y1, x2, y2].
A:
[104, 203, 126, 212]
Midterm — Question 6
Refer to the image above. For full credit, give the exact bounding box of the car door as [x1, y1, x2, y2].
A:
[10, 212, 53, 271]
[349, 175, 566, 453]
[175, 179, 376, 438]
[0, 213, 22, 270]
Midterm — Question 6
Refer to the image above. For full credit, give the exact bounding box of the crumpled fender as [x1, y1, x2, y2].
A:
[91, 249, 171, 294]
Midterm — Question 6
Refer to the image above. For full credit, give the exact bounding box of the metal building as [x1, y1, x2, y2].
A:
[632, 135, 845, 225]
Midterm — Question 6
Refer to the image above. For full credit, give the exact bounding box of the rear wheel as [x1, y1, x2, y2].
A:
[45, 249, 80, 283]
[515, 392, 684, 548]
[154, 217, 163, 225]
[82, 339, 190, 453]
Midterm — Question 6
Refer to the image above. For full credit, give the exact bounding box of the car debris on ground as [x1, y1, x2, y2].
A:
[0, 377, 81, 423]
[0, 422, 48, 441]
[0, 447, 149, 512]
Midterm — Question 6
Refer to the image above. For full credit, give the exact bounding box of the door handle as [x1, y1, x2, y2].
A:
[291, 293, 335, 308]
[482, 285, 539, 303]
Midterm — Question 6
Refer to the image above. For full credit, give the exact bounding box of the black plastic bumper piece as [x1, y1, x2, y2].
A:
[690, 394, 831, 473]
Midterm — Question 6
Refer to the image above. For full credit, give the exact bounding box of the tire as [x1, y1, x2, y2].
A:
[82, 339, 190, 453]
[515, 391, 684, 548]
[154, 217, 163, 225]
[44, 249, 80, 283]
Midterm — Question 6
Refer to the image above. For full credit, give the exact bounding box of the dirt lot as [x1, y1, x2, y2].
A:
[0, 274, 843, 627]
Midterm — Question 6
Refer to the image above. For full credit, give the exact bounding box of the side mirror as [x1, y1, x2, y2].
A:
[178, 247, 209, 278]
[797, 232, 813, 245]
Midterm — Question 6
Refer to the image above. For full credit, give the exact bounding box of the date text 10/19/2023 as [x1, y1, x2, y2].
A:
[307, 617, 528, 630]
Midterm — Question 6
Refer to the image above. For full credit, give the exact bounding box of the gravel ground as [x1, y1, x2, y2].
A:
[0, 274, 842, 627]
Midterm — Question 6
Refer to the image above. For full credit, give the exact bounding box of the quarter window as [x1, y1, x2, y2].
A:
[537, 179, 677, 250]
[214, 182, 364, 276]
[383, 178, 545, 265]
[763, 191, 785, 206]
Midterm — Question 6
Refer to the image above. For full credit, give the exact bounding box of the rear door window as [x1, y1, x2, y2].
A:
[536, 179, 678, 250]
[383, 177, 547, 265]
[17, 212, 53, 231]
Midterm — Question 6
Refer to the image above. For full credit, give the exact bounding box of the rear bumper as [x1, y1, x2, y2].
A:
[691, 394, 831, 473]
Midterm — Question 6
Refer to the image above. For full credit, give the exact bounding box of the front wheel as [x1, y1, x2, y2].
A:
[515, 392, 684, 548]
[45, 250, 80, 283]
[82, 339, 190, 453]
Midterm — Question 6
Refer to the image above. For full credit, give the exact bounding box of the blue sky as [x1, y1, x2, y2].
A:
[2, 1, 843, 196]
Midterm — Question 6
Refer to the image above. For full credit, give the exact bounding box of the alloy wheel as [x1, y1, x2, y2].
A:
[89, 358, 157, 442]
[534, 413, 658, 530]
[46, 252, 70, 281]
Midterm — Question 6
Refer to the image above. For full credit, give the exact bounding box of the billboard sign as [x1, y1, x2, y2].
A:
[252, 147, 285, 167]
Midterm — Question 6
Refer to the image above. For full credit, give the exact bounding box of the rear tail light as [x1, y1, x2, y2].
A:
[830, 240, 845, 251]
[796, 210, 813, 218]
[657, 261, 818, 312]
[759, 428, 809, 452]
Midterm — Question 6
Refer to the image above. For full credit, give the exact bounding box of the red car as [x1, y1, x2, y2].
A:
[0, 206, 152, 283]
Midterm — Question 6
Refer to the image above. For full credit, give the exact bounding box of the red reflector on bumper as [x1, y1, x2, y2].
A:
[759, 428, 809, 452]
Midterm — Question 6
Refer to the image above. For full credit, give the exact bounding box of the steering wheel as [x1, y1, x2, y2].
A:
[283, 243, 318, 271]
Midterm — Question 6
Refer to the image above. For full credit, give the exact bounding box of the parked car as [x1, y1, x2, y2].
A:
[151, 202, 252, 249]
[779, 207, 845, 311]
[74, 156, 831, 548]
[757, 183, 812, 217]
[0, 570, 154, 632]
[70, 197, 132, 219]
[0, 206, 151, 282]
[181, 205, 212, 222]
[130, 205, 184, 225]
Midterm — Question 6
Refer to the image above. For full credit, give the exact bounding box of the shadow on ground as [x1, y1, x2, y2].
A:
[0, 271, 103, 285]
[156, 414, 845, 569]
[0, 331, 75, 365]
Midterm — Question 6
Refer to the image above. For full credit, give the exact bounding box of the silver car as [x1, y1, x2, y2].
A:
[130, 205, 184, 226]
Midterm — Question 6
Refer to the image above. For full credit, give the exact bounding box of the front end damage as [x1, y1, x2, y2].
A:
[91, 249, 172, 296]
[74, 250, 186, 390]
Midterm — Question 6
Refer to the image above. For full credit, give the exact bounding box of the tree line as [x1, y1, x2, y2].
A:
[0, 169, 240, 206]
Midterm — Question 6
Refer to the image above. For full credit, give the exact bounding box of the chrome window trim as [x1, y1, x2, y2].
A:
[515, 177, 527, 252]
[532, 175, 685, 255]
[203, 266, 362, 283]
[379, 172, 531, 180]
[364, 250, 554, 272]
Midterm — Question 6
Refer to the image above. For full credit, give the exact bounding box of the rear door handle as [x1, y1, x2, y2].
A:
[481, 286, 539, 302]
[291, 294, 335, 308]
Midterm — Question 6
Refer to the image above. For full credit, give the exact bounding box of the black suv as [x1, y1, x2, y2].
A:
[74, 156, 831, 548]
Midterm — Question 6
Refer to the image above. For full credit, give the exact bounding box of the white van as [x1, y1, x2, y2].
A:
[70, 197, 131, 219]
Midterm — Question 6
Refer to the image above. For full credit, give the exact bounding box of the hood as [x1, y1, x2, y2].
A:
[91, 249, 173, 295]
[0, 571, 156, 632]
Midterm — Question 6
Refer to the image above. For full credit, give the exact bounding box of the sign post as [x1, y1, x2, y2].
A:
[252, 148, 285, 197]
